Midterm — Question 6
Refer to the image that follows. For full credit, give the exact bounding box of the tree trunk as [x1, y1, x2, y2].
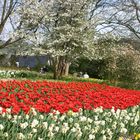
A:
[53, 56, 63, 79]
[53, 65, 59, 79]
[64, 62, 71, 76]
[53, 57, 58, 79]
[53, 56, 71, 79]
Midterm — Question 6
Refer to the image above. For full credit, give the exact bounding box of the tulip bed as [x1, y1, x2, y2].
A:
[0, 80, 140, 140]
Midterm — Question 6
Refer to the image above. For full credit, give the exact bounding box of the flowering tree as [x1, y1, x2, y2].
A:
[14, 0, 95, 79]
[45, 0, 95, 78]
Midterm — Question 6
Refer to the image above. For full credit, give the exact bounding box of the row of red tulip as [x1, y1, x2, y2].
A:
[0, 80, 140, 114]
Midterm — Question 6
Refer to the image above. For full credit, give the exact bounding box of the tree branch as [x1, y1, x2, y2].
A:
[1, 0, 7, 22]
[0, 37, 22, 48]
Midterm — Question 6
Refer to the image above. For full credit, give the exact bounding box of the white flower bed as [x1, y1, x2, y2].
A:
[0, 106, 140, 140]
[0, 70, 18, 78]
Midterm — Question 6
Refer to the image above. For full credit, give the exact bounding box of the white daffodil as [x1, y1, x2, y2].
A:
[0, 107, 3, 113]
[32, 128, 37, 133]
[39, 115, 44, 120]
[94, 107, 103, 113]
[48, 124, 55, 132]
[74, 123, 80, 128]
[71, 127, 77, 133]
[69, 118, 73, 123]
[54, 126, 59, 132]
[0, 124, 4, 130]
[89, 134, 95, 140]
[31, 119, 39, 128]
[3, 132, 8, 137]
[17, 133, 25, 140]
[18, 116, 22, 119]
[38, 137, 43, 140]
[102, 135, 107, 140]
[79, 116, 87, 122]
[59, 115, 65, 121]
[120, 128, 127, 134]
[26, 115, 29, 120]
[48, 132, 54, 138]
[87, 118, 93, 123]
[7, 114, 12, 119]
[27, 133, 33, 139]
[42, 122, 48, 129]
[20, 122, 28, 129]
[100, 120, 105, 126]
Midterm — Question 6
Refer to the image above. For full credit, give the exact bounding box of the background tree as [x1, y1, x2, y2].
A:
[96, 36, 139, 87]
[92, 0, 140, 41]
[0, 0, 23, 48]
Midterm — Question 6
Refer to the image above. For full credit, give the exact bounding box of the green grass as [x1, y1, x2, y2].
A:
[0, 67, 139, 90]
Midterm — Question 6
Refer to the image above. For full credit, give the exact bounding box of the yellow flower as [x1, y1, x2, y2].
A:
[67, 110, 73, 116]
[118, 137, 123, 140]
[134, 133, 140, 140]
[137, 134, 140, 138]
[135, 136, 139, 140]
[119, 137, 132, 140]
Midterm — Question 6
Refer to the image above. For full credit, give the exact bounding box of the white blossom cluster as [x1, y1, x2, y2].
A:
[12, 0, 95, 60]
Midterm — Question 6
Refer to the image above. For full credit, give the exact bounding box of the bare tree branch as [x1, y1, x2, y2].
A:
[95, 0, 140, 40]
[1, 0, 7, 23]
[89, 0, 102, 20]
[0, 0, 21, 47]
